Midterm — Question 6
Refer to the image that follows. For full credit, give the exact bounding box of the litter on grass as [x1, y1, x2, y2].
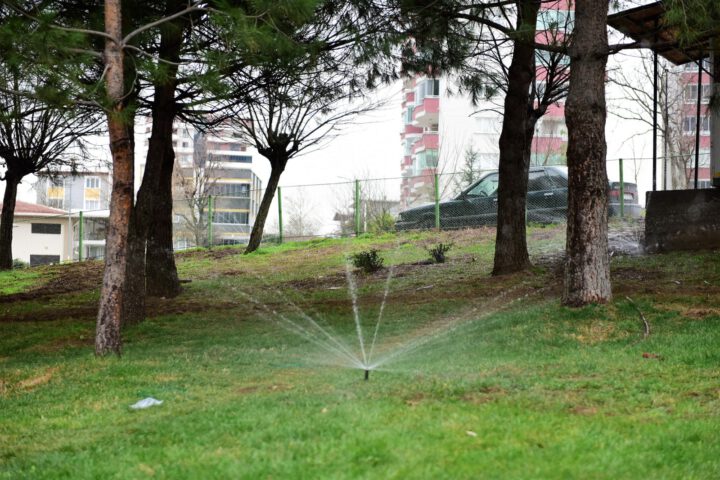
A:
[130, 397, 164, 410]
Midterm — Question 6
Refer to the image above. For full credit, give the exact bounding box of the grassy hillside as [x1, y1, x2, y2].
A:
[1, 226, 719, 479]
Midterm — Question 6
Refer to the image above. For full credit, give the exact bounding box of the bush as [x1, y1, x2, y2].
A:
[350, 249, 384, 273]
[427, 243, 452, 264]
[12, 258, 29, 269]
[367, 212, 395, 234]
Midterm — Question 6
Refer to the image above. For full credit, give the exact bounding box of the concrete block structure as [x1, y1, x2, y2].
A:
[0, 200, 72, 265]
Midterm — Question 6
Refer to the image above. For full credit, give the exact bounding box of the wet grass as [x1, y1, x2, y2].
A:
[0, 269, 46, 295]
[1, 228, 719, 479]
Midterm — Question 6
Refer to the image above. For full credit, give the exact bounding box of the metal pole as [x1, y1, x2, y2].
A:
[207, 195, 214, 248]
[663, 68, 669, 190]
[78, 211, 84, 261]
[653, 50, 658, 191]
[354, 180, 360, 236]
[694, 54, 703, 189]
[434, 173, 440, 230]
[711, 51, 720, 188]
[619, 159, 625, 219]
[277, 186, 283, 244]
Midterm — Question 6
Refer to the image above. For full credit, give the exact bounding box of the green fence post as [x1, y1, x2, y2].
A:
[354, 179, 361, 236]
[207, 195, 214, 248]
[277, 186, 283, 244]
[434, 173, 440, 230]
[619, 158, 625, 219]
[78, 211, 84, 261]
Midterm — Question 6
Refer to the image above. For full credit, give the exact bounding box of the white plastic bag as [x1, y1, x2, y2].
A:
[130, 397, 163, 410]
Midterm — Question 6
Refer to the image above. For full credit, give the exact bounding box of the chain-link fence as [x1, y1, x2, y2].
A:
[169, 154, 715, 250]
[166, 161, 651, 250]
[7, 153, 713, 267]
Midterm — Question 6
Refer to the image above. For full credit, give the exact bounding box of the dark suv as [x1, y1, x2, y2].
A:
[396, 166, 641, 230]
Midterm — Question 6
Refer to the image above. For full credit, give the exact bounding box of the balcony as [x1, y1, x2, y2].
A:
[543, 102, 565, 118]
[412, 133, 439, 154]
[532, 136, 566, 154]
[402, 124, 423, 136]
[412, 97, 439, 128]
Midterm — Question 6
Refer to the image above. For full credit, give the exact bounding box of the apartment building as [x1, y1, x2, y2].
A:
[138, 119, 263, 248]
[532, 1, 572, 166]
[677, 59, 712, 188]
[399, 2, 573, 208]
[35, 168, 111, 260]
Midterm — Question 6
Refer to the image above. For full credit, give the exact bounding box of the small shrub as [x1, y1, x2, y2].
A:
[12, 258, 29, 269]
[368, 212, 395, 234]
[351, 249, 384, 273]
[428, 243, 452, 264]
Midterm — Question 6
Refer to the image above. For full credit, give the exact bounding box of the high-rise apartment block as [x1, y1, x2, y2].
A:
[138, 119, 263, 248]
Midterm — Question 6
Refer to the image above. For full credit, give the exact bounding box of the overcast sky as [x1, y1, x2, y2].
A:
[5, 51, 668, 213]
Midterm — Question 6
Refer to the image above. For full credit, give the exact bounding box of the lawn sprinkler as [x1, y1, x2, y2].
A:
[364, 369, 370, 381]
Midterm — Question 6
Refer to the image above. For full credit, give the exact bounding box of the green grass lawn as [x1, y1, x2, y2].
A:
[1, 227, 719, 479]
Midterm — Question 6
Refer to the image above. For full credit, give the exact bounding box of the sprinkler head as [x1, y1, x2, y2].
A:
[364, 369, 370, 381]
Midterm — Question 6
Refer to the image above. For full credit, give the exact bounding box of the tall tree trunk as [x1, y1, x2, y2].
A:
[123, 209, 145, 326]
[124, 5, 183, 319]
[244, 161, 286, 254]
[492, 0, 539, 276]
[96, 0, 134, 355]
[0, 173, 21, 270]
[562, 0, 611, 306]
[146, 138, 180, 297]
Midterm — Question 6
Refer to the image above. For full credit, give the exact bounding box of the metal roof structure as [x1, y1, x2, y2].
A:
[607, 1, 712, 66]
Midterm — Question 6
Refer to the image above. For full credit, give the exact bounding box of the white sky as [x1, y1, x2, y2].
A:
[3, 52, 683, 214]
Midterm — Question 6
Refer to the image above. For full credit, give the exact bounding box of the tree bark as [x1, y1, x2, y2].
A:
[562, 0, 611, 306]
[124, 5, 183, 319]
[0, 173, 21, 270]
[96, 0, 134, 356]
[244, 161, 286, 254]
[146, 137, 180, 297]
[492, 0, 539, 276]
[123, 209, 145, 326]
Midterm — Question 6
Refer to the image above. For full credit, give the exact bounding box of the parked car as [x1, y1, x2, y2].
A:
[396, 166, 641, 230]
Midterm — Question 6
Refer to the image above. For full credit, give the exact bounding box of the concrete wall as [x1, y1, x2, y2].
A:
[12, 216, 72, 265]
[644, 189, 720, 253]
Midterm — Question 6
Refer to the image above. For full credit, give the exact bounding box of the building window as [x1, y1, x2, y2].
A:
[84, 176, 102, 210]
[30, 254, 60, 266]
[683, 59, 711, 71]
[230, 143, 245, 151]
[46, 198, 64, 209]
[85, 177, 100, 189]
[224, 155, 252, 163]
[536, 49, 570, 66]
[536, 9, 574, 31]
[46, 178, 65, 209]
[212, 183, 250, 197]
[405, 106, 415, 124]
[684, 83, 712, 103]
[214, 211, 249, 224]
[413, 149, 439, 175]
[31, 223, 62, 234]
[415, 78, 440, 104]
[682, 115, 710, 134]
[404, 138, 414, 156]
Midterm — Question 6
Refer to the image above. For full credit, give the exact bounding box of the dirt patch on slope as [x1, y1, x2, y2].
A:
[0, 261, 104, 304]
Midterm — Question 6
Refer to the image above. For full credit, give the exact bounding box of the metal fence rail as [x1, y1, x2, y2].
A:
[6, 154, 711, 266]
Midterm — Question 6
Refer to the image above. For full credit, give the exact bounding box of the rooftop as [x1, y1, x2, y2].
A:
[0, 200, 68, 217]
[608, 1, 713, 66]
